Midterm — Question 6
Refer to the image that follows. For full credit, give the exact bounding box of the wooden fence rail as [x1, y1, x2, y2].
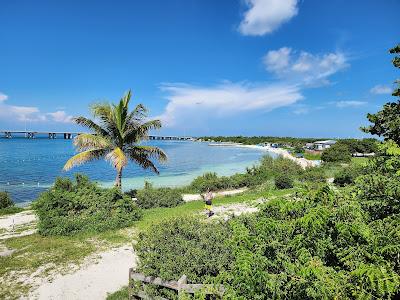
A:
[129, 269, 225, 299]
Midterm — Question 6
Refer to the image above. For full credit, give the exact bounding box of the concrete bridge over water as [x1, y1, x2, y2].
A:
[0, 130, 193, 141]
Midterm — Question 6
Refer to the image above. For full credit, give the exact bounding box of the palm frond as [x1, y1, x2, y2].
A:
[124, 120, 162, 144]
[73, 116, 108, 136]
[63, 149, 106, 171]
[125, 145, 167, 174]
[73, 134, 113, 151]
[105, 147, 128, 171]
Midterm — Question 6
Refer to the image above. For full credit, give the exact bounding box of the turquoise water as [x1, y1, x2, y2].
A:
[0, 137, 275, 205]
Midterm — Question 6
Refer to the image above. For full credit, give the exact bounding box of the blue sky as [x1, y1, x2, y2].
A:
[0, 0, 399, 138]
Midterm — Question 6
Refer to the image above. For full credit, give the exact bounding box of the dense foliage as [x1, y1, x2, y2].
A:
[336, 138, 378, 154]
[0, 191, 13, 209]
[33, 174, 141, 235]
[321, 143, 352, 163]
[274, 173, 294, 189]
[189, 155, 302, 192]
[135, 182, 183, 209]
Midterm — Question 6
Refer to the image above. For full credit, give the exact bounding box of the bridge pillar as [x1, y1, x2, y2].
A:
[27, 132, 35, 139]
[64, 133, 72, 139]
[4, 132, 11, 138]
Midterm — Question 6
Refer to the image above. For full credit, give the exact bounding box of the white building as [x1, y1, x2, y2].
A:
[313, 140, 336, 151]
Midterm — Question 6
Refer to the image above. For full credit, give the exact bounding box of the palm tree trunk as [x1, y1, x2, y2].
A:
[115, 168, 123, 189]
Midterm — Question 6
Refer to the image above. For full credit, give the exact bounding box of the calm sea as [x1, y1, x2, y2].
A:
[0, 137, 275, 205]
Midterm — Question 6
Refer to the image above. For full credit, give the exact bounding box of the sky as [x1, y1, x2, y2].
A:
[0, 0, 399, 138]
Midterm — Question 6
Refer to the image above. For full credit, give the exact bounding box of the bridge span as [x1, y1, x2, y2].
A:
[0, 130, 193, 141]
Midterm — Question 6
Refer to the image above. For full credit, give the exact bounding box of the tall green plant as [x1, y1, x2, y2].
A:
[63, 90, 167, 189]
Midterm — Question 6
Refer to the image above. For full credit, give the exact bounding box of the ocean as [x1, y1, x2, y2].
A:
[0, 137, 275, 205]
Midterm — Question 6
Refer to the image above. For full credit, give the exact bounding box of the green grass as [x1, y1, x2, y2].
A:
[133, 187, 293, 232]
[0, 206, 24, 216]
[351, 157, 369, 166]
[107, 286, 129, 300]
[304, 152, 322, 160]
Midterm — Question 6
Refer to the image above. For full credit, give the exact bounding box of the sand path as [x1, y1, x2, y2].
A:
[30, 245, 136, 300]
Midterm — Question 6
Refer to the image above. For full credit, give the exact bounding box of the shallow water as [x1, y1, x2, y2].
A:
[0, 137, 275, 205]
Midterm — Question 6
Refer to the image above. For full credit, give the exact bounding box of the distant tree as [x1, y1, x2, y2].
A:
[321, 143, 352, 163]
[63, 90, 167, 189]
[362, 44, 400, 145]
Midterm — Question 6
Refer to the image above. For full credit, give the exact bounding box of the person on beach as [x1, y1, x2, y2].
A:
[203, 189, 214, 217]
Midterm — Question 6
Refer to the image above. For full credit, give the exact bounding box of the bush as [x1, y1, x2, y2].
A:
[321, 143, 352, 163]
[33, 174, 142, 236]
[300, 167, 327, 183]
[275, 174, 294, 189]
[0, 191, 13, 209]
[135, 217, 232, 298]
[135, 182, 183, 209]
[190, 172, 249, 192]
[333, 164, 364, 186]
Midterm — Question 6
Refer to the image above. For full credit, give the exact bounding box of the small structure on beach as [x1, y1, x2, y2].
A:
[313, 140, 336, 151]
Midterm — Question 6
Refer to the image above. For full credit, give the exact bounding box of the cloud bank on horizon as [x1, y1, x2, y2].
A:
[0, 94, 73, 124]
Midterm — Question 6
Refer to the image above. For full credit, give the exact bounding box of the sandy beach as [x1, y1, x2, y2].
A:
[229, 144, 319, 169]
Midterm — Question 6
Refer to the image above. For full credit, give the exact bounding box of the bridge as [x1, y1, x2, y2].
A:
[0, 130, 193, 141]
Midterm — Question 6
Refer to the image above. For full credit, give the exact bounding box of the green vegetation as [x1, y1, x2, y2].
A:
[0, 191, 24, 216]
[274, 173, 294, 189]
[0, 191, 13, 209]
[199, 135, 324, 146]
[33, 174, 141, 235]
[135, 182, 183, 209]
[303, 151, 321, 160]
[63, 90, 166, 189]
[107, 287, 129, 300]
[321, 143, 352, 163]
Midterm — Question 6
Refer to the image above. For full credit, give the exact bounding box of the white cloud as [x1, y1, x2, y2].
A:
[158, 47, 350, 128]
[0, 95, 73, 123]
[334, 101, 366, 108]
[370, 84, 392, 95]
[263, 47, 348, 85]
[159, 82, 303, 127]
[0, 92, 8, 102]
[239, 0, 298, 36]
[46, 111, 73, 123]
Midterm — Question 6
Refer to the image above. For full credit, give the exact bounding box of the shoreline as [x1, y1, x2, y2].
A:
[229, 144, 319, 168]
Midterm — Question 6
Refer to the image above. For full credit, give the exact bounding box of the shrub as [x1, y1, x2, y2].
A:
[190, 172, 249, 192]
[275, 174, 294, 189]
[300, 167, 327, 183]
[0, 191, 13, 209]
[333, 165, 363, 186]
[33, 174, 141, 236]
[321, 143, 352, 163]
[135, 216, 232, 298]
[135, 182, 183, 209]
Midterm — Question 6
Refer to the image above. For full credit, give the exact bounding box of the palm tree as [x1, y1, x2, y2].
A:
[63, 90, 167, 189]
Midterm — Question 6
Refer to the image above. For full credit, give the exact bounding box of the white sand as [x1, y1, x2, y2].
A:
[31, 245, 137, 300]
[182, 187, 248, 202]
[235, 144, 319, 169]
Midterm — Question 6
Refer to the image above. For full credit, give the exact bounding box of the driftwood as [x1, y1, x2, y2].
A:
[129, 269, 225, 299]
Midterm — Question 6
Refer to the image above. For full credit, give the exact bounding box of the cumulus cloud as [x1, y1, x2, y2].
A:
[239, 0, 298, 36]
[0, 93, 73, 123]
[334, 101, 366, 108]
[159, 82, 303, 127]
[46, 111, 73, 123]
[0, 92, 8, 102]
[370, 84, 392, 95]
[263, 47, 348, 85]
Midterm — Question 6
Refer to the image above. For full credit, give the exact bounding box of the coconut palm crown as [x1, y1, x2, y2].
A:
[63, 90, 167, 188]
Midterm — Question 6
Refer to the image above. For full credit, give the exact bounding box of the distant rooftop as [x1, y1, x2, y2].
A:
[314, 140, 337, 145]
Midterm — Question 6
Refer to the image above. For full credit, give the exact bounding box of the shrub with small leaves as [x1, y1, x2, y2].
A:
[275, 174, 294, 189]
[0, 191, 13, 209]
